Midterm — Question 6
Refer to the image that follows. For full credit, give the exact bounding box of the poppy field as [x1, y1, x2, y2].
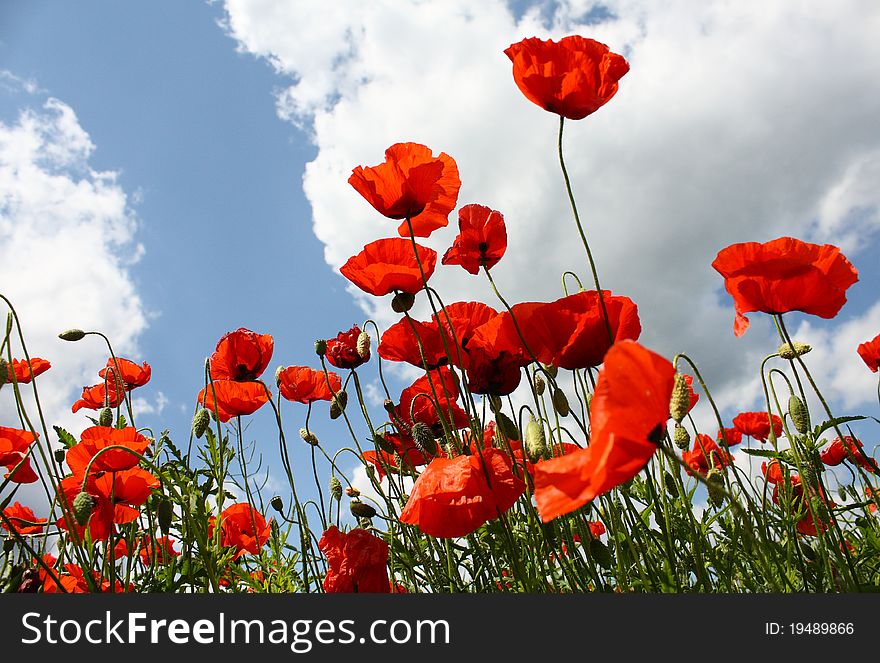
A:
[2, 35, 879, 594]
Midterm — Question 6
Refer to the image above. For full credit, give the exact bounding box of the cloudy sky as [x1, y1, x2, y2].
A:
[2, 0, 879, 504]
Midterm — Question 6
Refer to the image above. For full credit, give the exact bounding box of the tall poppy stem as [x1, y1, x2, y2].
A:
[557, 116, 614, 344]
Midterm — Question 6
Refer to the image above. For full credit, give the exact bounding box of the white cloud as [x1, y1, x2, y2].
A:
[0, 89, 150, 443]
[222, 0, 880, 419]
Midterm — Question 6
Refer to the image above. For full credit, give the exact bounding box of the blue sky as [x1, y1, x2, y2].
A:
[2, 0, 880, 506]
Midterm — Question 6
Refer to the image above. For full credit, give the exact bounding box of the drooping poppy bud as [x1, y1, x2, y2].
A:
[670, 374, 692, 424]
[192, 408, 210, 439]
[98, 407, 113, 428]
[350, 500, 377, 519]
[73, 492, 95, 526]
[357, 331, 371, 359]
[778, 341, 812, 360]
[330, 391, 347, 419]
[789, 395, 810, 434]
[59, 329, 86, 342]
[410, 422, 437, 456]
[329, 475, 343, 501]
[525, 416, 547, 462]
[299, 428, 319, 446]
[673, 424, 691, 450]
[552, 388, 570, 417]
[533, 373, 546, 396]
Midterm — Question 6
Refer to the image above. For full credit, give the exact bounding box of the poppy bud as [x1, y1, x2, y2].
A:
[706, 469, 725, 507]
[837, 485, 848, 502]
[330, 391, 347, 419]
[410, 421, 437, 456]
[664, 471, 679, 497]
[778, 341, 812, 360]
[533, 373, 546, 396]
[552, 388, 570, 417]
[673, 424, 690, 450]
[0, 358, 6, 389]
[670, 373, 692, 424]
[73, 491, 95, 526]
[314, 339, 327, 356]
[192, 408, 210, 439]
[54, 448, 66, 463]
[98, 406, 113, 427]
[329, 475, 343, 501]
[158, 498, 173, 534]
[788, 395, 810, 434]
[350, 500, 377, 519]
[270, 495, 284, 513]
[59, 329, 86, 342]
[809, 495, 829, 523]
[525, 416, 547, 462]
[299, 428, 319, 446]
[800, 463, 818, 492]
[274, 365, 285, 386]
[357, 331, 371, 359]
[345, 486, 360, 498]
[391, 292, 416, 313]
[495, 412, 520, 442]
[800, 541, 817, 562]
[543, 363, 558, 379]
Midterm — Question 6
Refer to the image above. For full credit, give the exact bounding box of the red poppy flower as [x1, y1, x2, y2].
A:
[341, 237, 437, 296]
[209, 503, 271, 559]
[820, 436, 877, 473]
[6, 358, 50, 384]
[395, 367, 470, 432]
[441, 204, 508, 274]
[1, 502, 46, 535]
[378, 318, 447, 369]
[711, 237, 858, 337]
[66, 426, 151, 477]
[468, 291, 640, 370]
[732, 411, 783, 442]
[504, 36, 630, 120]
[318, 525, 390, 593]
[717, 426, 743, 447]
[326, 325, 369, 370]
[197, 380, 270, 422]
[57, 467, 160, 541]
[348, 142, 461, 237]
[363, 432, 436, 480]
[71, 381, 126, 413]
[681, 434, 734, 476]
[98, 357, 151, 390]
[277, 366, 341, 404]
[867, 486, 877, 514]
[436, 301, 499, 368]
[0, 426, 38, 484]
[682, 374, 699, 412]
[464, 347, 525, 396]
[509, 439, 582, 482]
[138, 536, 179, 565]
[857, 333, 880, 372]
[399, 447, 525, 538]
[533, 340, 675, 522]
[209, 328, 274, 382]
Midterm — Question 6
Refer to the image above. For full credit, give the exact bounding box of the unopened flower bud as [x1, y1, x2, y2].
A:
[73, 491, 95, 526]
[543, 364, 558, 379]
[330, 391, 347, 419]
[329, 475, 343, 501]
[525, 416, 547, 462]
[157, 498, 173, 534]
[673, 424, 691, 450]
[98, 407, 113, 428]
[670, 373, 692, 424]
[59, 329, 86, 342]
[192, 408, 210, 439]
[788, 395, 810, 435]
[274, 365, 285, 386]
[533, 373, 546, 396]
[552, 388, 570, 417]
[391, 292, 416, 313]
[314, 339, 327, 356]
[495, 412, 520, 442]
[270, 495, 284, 513]
[357, 331, 371, 359]
[345, 486, 360, 498]
[350, 500, 377, 519]
[706, 468, 725, 507]
[837, 485, 848, 502]
[410, 421, 437, 456]
[299, 428, 319, 446]
[778, 341, 812, 360]
[0, 358, 7, 389]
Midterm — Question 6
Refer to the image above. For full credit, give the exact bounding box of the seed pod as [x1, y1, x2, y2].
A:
[299, 428, 319, 446]
[778, 341, 812, 360]
[524, 416, 547, 462]
[552, 388, 569, 417]
[158, 498, 174, 534]
[357, 331, 371, 359]
[669, 373, 692, 424]
[391, 292, 415, 313]
[330, 391, 347, 419]
[788, 394, 810, 434]
[410, 421, 437, 456]
[98, 407, 113, 428]
[270, 495, 284, 514]
[314, 339, 327, 356]
[192, 408, 210, 439]
[58, 329, 86, 342]
[532, 373, 546, 396]
[495, 412, 520, 442]
[673, 424, 691, 450]
[73, 491, 96, 526]
[350, 500, 377, 519]
[543, 363, 558, 379]
[329, 475, 343, 501]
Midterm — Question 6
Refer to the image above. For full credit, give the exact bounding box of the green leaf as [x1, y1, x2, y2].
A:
[741, 448, 782, 459]
[813, 415, 866, 438]
[53, 425, 78, 449]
